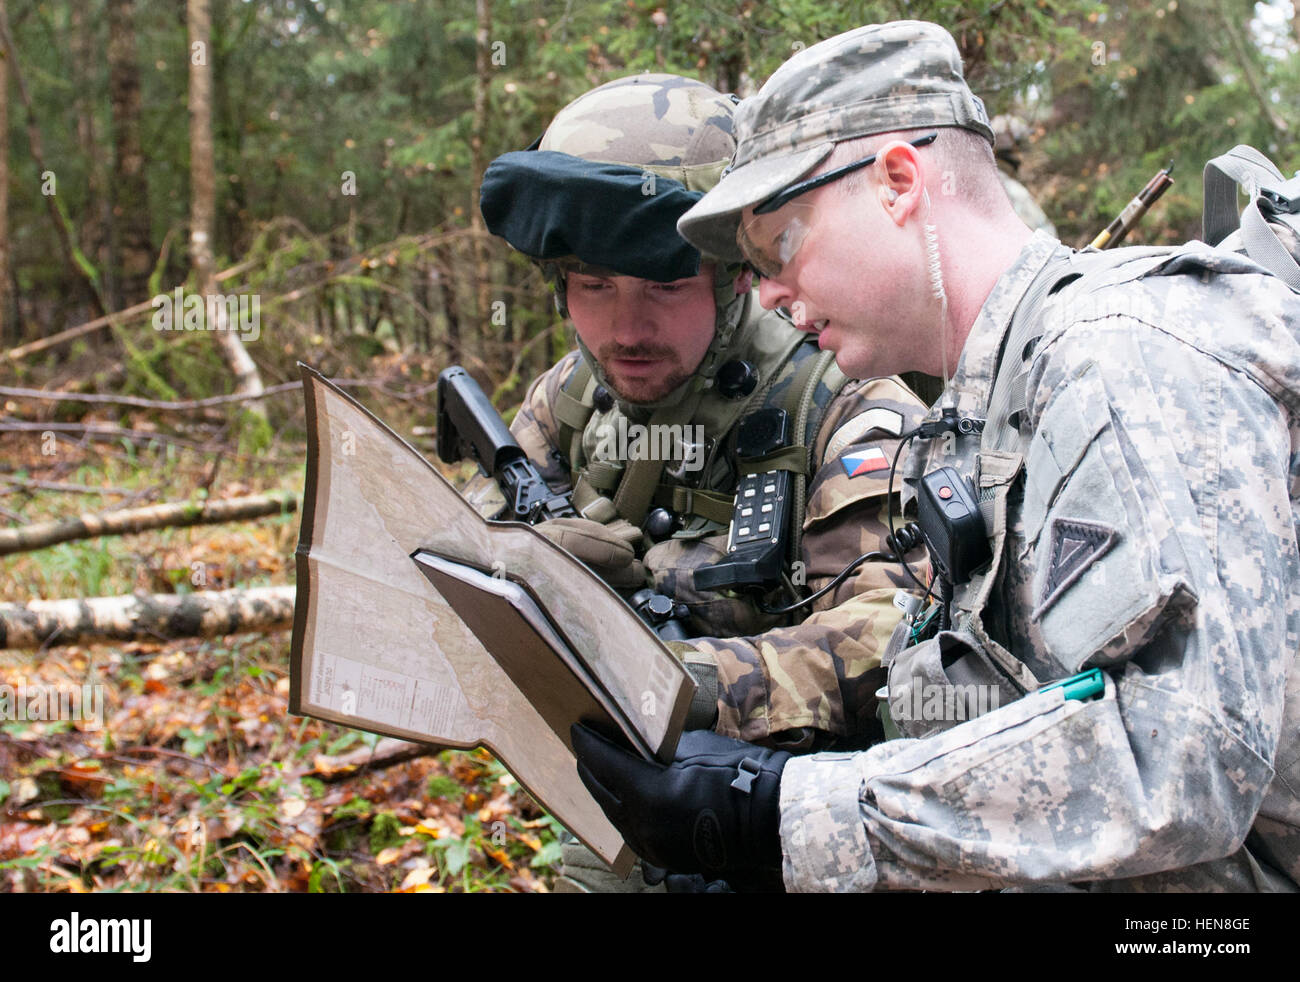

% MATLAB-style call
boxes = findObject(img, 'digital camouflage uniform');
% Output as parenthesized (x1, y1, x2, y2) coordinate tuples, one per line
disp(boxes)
(667, 21, 1300, 893)
(778, 230, 1300, 892)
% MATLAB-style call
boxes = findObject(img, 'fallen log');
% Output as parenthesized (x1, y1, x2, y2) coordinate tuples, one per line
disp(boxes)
(0, 491, 298, 556)
(0, 586, 295, 649)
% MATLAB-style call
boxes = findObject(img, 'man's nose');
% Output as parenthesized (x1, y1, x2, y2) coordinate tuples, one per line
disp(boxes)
(611, 294, 657, 343)
(757, 275, 793, 312)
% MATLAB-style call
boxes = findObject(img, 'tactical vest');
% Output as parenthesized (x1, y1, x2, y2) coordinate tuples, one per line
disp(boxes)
(883, 235, 1300, 741)
(549, 312, 848, 583)
(882, 143, 1300, 739)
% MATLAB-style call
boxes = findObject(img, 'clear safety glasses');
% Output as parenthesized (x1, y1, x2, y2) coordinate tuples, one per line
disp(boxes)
(738, 131, 939, 279)
(738, 204, 818, 279)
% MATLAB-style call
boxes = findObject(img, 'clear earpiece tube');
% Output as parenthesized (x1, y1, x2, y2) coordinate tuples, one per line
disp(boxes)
(921, 188, 952, 386)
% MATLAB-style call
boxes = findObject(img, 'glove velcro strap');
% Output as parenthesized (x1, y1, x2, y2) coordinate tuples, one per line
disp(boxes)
(572, 480, 618, 524)
(666, 641, 719, 729)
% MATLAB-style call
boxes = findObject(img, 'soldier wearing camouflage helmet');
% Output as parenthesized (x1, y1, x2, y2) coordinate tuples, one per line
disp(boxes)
(570, 23, 1300, 893)
(473, 73, 927, 891)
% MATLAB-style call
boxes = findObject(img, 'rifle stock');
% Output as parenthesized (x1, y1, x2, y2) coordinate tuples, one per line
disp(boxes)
(437, 366, 576, 524)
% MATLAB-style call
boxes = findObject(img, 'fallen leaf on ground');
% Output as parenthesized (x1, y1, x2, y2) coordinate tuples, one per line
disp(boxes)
(375, 846, 404, 866)
(399, 863, 436, 889)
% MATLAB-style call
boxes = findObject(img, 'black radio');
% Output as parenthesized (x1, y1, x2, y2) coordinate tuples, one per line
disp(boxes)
(916, 466, 991, 586)
(694, 408, 794, 592)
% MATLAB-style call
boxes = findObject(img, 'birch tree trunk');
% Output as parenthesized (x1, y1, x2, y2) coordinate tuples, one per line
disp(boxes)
(188, 0, 265, 414)
(0, 587, 296, 649)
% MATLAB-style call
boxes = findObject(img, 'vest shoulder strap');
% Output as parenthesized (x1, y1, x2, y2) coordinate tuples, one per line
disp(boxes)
(554, 336, 852, 530)
(764, 340, 851, 565)
(766, 340, 849, 452)
(983, 249, 1130, 457)
(552, 358, 597, 484)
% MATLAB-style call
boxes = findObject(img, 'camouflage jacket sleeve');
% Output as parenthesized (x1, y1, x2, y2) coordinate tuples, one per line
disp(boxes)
(690, 375, 928, 746)
(777, 302, 1297, 891)
(507, 351, 582, 490)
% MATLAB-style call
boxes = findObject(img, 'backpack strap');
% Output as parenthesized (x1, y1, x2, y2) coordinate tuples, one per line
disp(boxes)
(1203, 145, 1300, 291)
(1204, 145, 1286, 245)
(980, 247, 1152, 459)
(935, 250, 1090, 701)
(977, 245, 1178, 535)
(982, 247, 1079, 456)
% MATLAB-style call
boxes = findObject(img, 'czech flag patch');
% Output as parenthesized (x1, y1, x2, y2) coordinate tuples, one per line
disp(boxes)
(840, 447, 890, 477)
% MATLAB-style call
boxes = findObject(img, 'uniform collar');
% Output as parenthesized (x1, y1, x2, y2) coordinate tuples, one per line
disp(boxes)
(904, 230, 1066, 493)
(943, 230, 1066, 418)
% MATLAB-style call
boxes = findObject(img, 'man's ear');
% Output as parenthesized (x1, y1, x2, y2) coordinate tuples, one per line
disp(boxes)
(733, 268, 754, 295)
(875, 141, 925, 227)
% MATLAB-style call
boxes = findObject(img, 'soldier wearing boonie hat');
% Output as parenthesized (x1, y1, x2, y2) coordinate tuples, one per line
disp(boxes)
(571, 20, 1300, 894)
(677, 20, 992, 263)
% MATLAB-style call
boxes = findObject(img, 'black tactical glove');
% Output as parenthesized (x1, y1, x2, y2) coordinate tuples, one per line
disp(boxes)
(571, 724, 790, 887)
(641, 865, 734, 893)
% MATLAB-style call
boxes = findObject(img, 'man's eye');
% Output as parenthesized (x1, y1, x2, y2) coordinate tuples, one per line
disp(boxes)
(575, 280, 609, 292)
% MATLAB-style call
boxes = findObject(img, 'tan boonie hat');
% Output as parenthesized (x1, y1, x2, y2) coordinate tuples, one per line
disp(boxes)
(678, 20, 993, 262)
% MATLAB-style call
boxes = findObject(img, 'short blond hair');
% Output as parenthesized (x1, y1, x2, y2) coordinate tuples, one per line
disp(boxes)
(831, 126, 1008, 215)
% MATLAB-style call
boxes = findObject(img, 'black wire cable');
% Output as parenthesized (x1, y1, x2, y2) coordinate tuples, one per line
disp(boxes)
(936, 577, 953, 632)
(886, 427, 933, 595)
(765, 410, 991, 621)
(759, 423, 939, 617)
(758, 549, 894, 616)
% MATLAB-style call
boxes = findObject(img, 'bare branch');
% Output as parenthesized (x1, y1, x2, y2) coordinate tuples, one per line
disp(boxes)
(0, 381, 302, 409)
(3, 259, 256, 362)
(0, 475, 134, 496)
(0, 375, 431, 410)
(0, 490, 298, 556)
(0, 419, 300, 465)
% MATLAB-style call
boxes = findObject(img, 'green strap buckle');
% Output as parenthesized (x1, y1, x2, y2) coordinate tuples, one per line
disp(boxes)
(1040, 667, 1105, 702)
(876, 694, 904, 741)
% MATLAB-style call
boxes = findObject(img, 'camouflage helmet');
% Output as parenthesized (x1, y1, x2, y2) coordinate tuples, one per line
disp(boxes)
(539, 73, 737, 194)
(534, 74, 752, 410)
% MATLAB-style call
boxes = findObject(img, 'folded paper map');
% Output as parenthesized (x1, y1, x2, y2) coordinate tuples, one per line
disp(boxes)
(290, 365, 695, 874)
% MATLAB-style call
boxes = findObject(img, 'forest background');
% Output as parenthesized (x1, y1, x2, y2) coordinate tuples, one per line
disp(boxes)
(1, 0, 1296, 893)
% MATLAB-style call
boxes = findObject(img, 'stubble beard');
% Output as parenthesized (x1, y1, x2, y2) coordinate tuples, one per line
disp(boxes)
(597, 342, 690, 404)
